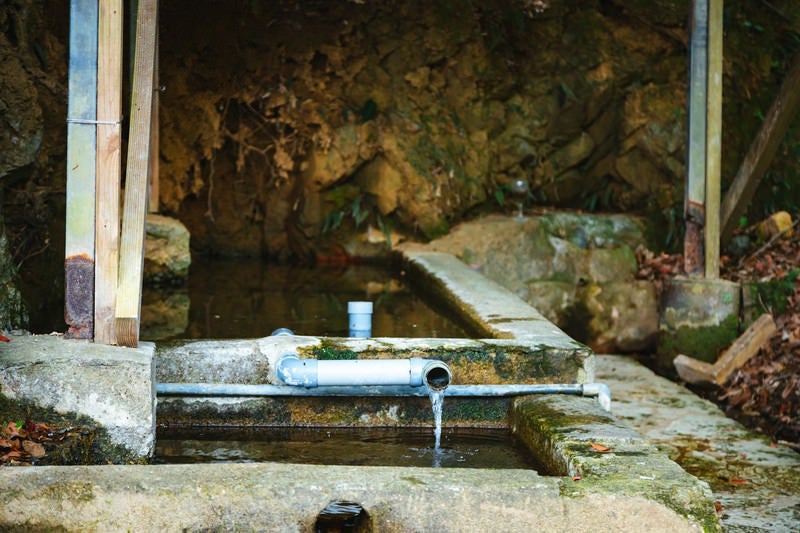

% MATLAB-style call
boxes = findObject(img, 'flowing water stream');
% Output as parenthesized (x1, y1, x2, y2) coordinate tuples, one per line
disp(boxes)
(429, 388, 445, 451)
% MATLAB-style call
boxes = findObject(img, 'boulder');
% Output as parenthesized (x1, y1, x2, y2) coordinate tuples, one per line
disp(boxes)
(144, 214, 191, 284)
(421, 213, 658, 352)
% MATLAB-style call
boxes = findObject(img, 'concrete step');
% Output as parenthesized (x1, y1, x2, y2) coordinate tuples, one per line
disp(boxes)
(596, 354, 800, 532)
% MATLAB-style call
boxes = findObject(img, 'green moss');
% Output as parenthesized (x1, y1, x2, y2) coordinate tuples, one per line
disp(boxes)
(306, 339, 358, 360)
(41, 482, 95, 502)
(745, 274, 798, 316)
(658, 313, 739, 365)
(421, 218, 451, 241)
(512, 397, 720, 531)
(444, 398, 509, 422)
(159, 397, 292, 427)
(0, 395, 146, 465)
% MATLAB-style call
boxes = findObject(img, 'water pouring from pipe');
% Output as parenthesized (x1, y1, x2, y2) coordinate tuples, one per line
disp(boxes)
(275, 354, 452, 449)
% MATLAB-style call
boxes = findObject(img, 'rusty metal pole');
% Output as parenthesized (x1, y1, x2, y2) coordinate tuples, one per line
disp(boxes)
(65, 0, 98, 339)
(684, 0, 708, 277)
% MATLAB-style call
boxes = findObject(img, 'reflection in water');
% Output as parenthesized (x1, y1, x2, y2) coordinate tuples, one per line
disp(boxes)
(142, 258, 470, 340)
(155, 426, 546, 471)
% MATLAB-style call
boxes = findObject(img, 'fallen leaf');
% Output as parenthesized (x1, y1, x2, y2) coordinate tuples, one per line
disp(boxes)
(714, 501, 723, 513)
(731, 478, 748, 483)
(589, 442, 611, 452)
(22, 440, 46, 458)
(3, 421, 24, 439)
(0, 450, 27, 461)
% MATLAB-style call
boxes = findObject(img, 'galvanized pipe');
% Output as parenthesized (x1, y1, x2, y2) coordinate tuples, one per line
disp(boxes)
(156, 382, 612, 411)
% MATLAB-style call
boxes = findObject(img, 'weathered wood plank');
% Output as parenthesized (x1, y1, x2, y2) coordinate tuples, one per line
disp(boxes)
(704, 0, 723, 279)
(673, 314, 776, 386)
(95, 0, 124, 345)
(674, 355, 716, 386)
(712, 313, 776, 386)
(115, 0, 158, 347)
(720, 51, 800, 243)
(149, 35, 160, 213)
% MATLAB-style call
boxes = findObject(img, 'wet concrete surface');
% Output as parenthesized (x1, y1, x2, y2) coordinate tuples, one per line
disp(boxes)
(597, 354, 800, 532)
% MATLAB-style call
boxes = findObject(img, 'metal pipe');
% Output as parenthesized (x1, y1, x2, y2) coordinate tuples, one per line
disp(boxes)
(156, 382, 612, 411)
(275, 355, 452, 391)
(684, 0, 709, 276)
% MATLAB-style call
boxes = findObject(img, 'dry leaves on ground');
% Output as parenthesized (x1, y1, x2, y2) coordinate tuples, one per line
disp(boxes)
(636, 215, 800, 447)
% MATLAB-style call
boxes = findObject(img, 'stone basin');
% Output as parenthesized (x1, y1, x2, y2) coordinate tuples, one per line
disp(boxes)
(0, 248, 719, 531)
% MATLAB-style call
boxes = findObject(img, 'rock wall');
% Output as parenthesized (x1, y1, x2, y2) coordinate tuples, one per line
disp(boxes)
(1, 1, 68, 331)
(158, 0, 800, 258)
(2, 0, 800, 328)
(161, 0, 694, 258)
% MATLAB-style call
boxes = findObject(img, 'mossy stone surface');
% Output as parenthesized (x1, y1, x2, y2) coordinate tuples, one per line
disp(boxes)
(658, 278, 741, 367)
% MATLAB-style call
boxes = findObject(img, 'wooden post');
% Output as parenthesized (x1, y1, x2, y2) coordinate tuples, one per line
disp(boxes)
(704, 0, 723, 279)
(684, 0, 708, 277)
(115, 0, 157, 347)
(149, 34, 160, 213)
(720, 51, 800, 244)
(65, 0, 98, 340)
(95, 0, 124, 345)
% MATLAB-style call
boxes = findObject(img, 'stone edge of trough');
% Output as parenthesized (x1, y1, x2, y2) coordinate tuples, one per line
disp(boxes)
(0, 247, 720, 531)
(395, 246, 595, 383)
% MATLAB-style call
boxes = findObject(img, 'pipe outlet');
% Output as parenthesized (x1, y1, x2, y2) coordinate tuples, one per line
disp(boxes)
(275, 354, 451, 390)
(582, 383, 612, 412)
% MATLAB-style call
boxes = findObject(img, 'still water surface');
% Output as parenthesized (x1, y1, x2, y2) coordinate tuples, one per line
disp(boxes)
(142, 258, 470, 340)
(155, 426, 545, 471)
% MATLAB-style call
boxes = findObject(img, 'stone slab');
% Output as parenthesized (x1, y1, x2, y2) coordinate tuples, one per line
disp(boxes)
(0, 462, 704, 532)
(0, 333, 155, 460)
(596, 354, 800, 532)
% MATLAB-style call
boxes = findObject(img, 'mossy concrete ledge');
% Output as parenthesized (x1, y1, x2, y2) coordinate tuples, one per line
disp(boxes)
(0, 334, 155, 461)
(395, 248, 594, 381)
(0, 394, 718, 532)
(155, 335, 592, 426)
(511, 395, 720, 531)
(0, 462, 709, 532)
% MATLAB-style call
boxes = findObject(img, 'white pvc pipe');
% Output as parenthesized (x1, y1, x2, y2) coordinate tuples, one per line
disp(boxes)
(348, 301, 373, 338)
(275, 355, 452, 390)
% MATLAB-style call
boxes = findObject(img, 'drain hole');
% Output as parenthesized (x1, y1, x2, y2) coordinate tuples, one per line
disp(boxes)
(315, 500, 371, 532)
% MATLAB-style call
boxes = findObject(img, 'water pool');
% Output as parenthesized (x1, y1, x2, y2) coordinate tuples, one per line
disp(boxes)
(142, 259, 471, 340)
(154, 426, 546, 471)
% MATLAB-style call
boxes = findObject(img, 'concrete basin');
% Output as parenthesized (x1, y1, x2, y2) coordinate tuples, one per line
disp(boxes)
(0, 249, 719, 531)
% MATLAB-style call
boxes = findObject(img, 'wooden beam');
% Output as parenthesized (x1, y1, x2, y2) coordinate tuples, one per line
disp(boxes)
(674, 314, 776, 386)
(684, 0, 709, 277)
(149, 34, 160, 213)
(704, 0, 723, 279)
(65, 0, 98, 340)
(720, 51, 800, 244)
(95, 0, 124, 345)
(115, 0, 157, 347)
